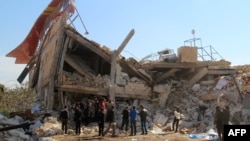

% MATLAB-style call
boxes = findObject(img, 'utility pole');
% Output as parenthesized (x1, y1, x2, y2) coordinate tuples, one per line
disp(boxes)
(192, 29, 196, 47)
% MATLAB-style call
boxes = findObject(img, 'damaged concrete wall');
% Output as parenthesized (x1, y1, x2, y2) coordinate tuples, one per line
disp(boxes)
(35, 16, 67, 110)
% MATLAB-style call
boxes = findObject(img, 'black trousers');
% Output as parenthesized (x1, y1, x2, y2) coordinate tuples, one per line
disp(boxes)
(98, 122, 104, 136)
(121, 119, 129, 131)
(172, 118, 179, 132)
(75, 120, 81, 135)
(61, 119, 68, 134)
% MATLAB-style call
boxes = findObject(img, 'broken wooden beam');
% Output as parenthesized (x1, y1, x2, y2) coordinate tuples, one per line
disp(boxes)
(0, 121, 35, 132)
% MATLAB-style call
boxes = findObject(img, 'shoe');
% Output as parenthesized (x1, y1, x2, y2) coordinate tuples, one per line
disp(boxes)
(141, 133, 144, 135)
(145, 132, 147, 135)
(129, 134, 133, 136)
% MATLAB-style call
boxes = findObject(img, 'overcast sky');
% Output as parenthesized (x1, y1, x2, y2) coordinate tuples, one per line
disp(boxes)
(1, 0, 250, 87)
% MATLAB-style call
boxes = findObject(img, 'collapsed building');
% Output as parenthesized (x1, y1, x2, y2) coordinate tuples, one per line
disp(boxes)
(5, 0, 238, 111)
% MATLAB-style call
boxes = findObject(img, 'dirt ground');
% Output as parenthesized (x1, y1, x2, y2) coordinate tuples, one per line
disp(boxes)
(42, 130, 208, 141)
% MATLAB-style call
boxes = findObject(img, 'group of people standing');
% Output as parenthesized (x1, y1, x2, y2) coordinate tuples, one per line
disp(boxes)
(59, 101, 183, 137)
(122, 105, 181, 135)
(59, 103, 85, 135)
(60, 101, 150, 137)
(59, 97, 116, 136)
(120, 105, 148, 136)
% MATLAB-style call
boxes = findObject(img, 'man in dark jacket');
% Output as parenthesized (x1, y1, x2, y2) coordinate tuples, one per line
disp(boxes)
(60, 105, 69, 134)
(139, 105, 148, 135)
(121, 106, 129, 131)
(97, 108, 105, 136)
(74, 105, 83, 135)
(103, 105, 115, 136)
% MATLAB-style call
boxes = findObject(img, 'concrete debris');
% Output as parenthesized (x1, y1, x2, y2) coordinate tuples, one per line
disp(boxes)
(1, 66, 250, 140)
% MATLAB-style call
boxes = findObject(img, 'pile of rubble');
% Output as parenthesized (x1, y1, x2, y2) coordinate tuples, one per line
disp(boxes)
(1, 66, 250, 141)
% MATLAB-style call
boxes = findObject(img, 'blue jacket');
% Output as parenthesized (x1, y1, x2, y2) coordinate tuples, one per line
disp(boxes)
(130, 109, 137, 121)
